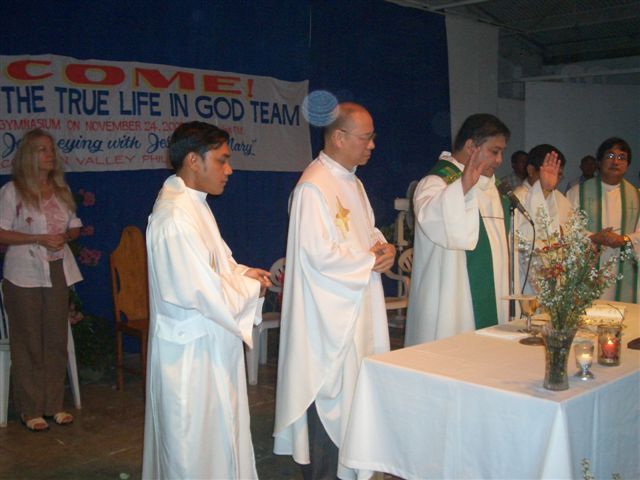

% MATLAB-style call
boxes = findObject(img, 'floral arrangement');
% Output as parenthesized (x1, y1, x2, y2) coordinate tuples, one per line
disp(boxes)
(519, 208, 631, 333)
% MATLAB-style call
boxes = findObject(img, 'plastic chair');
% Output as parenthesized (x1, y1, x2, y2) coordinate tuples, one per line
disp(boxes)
(384, 248, 413, 328)
(110, 226, 149, 391)
(0, 282, 10, 427)
(246, 257, 285, 386)
(0, 280, 81, 427)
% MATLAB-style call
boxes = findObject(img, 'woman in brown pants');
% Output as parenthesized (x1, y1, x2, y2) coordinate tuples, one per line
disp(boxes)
(0, 129, 83, 431)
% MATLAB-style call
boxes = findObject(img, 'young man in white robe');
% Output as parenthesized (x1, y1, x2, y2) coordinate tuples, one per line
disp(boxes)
(566, 137, 639, 302)
(142, 121, 271, 480)
(514, 144, 573, 294)
(273, 103, 396, 480)
(405, 114, 514, 346)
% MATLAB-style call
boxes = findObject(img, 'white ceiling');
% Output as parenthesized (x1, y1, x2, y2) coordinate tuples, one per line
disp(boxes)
(386, 0, 640, 87)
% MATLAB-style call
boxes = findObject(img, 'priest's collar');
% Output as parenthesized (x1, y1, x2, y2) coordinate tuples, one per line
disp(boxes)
(319, 151, 357, 177)
(186, 185, 208, 203)
(602, 181, 620, 193)
(167, 174, 208, 203)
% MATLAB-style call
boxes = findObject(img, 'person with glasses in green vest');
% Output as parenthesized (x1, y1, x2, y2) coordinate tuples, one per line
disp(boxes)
(566, 137, 639, 303)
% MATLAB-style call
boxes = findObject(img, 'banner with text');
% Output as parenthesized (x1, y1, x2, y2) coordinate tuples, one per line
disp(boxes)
(0, 54, 311, 173)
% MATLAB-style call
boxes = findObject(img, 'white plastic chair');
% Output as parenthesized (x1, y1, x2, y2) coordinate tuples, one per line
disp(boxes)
(246, 258, 285, 386)
(0, 281, 81, 427)
(384, 248, 413, 328)
(0, 284, 10, 427)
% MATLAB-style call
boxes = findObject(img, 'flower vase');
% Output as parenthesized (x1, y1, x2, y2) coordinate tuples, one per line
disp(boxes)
(541, 326, 577, 391)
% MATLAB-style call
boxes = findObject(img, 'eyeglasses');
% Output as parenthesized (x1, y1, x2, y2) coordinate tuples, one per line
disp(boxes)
(339, 129, 377, 143)
(604, 152, 628, 161)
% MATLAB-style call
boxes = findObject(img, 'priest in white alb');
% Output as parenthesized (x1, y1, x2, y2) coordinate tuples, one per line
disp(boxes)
(513, 144, 572, 294)
(142, 122, 271, 480)
(273, 103, 396, 480)
(405, 114, 515, 346)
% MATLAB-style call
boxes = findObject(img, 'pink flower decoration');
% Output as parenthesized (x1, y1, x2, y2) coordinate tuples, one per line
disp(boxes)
(79, 247, 102, 266)
(82, 191, 96, 207)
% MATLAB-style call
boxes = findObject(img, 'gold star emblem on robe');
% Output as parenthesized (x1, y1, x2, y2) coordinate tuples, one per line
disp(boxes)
(335, 196, 350, 237)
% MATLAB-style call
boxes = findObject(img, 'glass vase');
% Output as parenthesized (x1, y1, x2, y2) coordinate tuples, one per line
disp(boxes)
(541, 326, 577, 391)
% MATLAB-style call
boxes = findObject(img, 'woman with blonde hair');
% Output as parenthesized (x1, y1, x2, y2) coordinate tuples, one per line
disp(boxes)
(0, 129, 83, 431)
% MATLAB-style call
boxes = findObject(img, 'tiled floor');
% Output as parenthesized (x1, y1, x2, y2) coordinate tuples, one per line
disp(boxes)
(0, 326, 405, 479)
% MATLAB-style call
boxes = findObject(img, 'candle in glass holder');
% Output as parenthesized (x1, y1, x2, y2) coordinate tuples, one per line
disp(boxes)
(574, 341, 595, 380)
(597, 325, 622, 366)
(577, 351, 592, 367)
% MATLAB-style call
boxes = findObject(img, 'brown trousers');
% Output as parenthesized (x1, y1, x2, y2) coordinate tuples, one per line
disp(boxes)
(3, 260, 70, 417)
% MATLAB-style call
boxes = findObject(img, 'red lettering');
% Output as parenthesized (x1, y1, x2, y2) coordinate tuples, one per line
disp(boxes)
(6, 60, 53, 81)
(65, 64, 125, 86)
(202, 75, 242, 95)
(134, 68, 195, 91)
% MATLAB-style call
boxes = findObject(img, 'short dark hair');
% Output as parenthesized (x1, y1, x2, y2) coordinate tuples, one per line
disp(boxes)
(168, 121, 230, 171)
(511, 150, 527, 163)
(596, 137, 632, 164)
(453, 114, 510, 152)
(527, 144, 566, 169)
(580, 155, 596, 166)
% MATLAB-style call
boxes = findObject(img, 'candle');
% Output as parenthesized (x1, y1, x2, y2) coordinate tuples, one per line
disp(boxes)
(602, 339, 618, 358)
(577, 352, 592, 367)
(597, 325, 622, 366)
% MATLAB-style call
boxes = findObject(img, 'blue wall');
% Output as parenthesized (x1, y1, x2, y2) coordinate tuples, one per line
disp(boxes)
(0, 0, 450, 324)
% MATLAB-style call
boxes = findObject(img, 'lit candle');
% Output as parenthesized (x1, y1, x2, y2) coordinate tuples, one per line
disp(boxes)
(577, 352, 592, 367)
(601, 339, 618, 359)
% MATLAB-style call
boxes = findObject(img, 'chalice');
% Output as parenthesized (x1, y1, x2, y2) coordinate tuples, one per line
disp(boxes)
(517, 295, 543, 346)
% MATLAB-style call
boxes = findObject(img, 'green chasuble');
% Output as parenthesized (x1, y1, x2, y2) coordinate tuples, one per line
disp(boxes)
(429, 160, 510, 329)
(579, 178, 639, 303)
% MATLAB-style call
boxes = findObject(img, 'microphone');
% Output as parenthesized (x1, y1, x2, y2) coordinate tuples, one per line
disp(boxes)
(497, 182, 534, 225)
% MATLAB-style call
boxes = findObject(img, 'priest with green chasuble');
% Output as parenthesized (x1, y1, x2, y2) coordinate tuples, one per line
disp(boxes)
(405, 114, 515, 346)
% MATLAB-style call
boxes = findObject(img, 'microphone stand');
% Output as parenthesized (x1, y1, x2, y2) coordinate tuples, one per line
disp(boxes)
(509, 204, 516, 320)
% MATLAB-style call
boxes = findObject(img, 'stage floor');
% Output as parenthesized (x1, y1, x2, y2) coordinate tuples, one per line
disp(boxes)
(0, 326, 405, 479)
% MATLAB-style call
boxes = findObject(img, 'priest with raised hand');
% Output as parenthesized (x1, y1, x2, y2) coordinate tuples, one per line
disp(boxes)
(142, 121, 271, 480)
(405, 113, 515, 346)
(513, 144, 572, 294)
(566, 137, 639, 302)
(273, 102, 395, 480)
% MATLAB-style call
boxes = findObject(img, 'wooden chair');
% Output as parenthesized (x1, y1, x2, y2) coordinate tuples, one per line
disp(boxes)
(384, 248, 414, 328)
(110, 226, 149, 391)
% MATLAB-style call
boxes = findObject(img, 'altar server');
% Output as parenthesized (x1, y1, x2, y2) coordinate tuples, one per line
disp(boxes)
(142, 121, 270, 480)
(405, 114, 513, 346)
(566, 137, 639, 302)
(274, 103, 395, 479)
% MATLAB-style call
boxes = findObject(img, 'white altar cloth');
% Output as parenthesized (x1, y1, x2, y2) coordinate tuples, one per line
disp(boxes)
(341, 302, 639, 479)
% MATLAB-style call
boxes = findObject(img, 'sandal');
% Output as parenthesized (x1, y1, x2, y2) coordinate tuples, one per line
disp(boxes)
(20, 414, 49, 432)
(52, 411, 74, 425)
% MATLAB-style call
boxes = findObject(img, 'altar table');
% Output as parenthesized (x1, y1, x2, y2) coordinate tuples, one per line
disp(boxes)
(340, 302, 639, 479)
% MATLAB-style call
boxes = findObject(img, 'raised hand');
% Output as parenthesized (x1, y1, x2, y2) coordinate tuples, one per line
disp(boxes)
(461, 145, 483, 194)
(539, 151, 561, 192)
